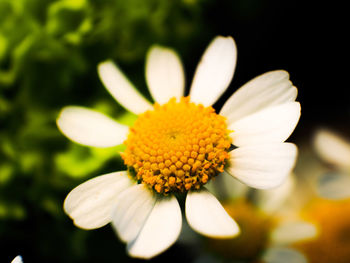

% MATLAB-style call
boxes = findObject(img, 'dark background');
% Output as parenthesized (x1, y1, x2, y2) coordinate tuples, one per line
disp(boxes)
(205, 0, 348, 133)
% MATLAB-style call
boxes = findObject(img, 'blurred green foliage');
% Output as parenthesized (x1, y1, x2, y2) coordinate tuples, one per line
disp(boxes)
(0, 0, 211, 261)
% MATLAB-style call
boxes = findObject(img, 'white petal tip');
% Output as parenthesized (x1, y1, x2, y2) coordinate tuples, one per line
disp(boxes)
(97, 60, 117, 80)
(220, 69, 297, 123)
(57, 106, 128, 148)
(186, 188, 240, 238)
(11, 256, 23, 263)
(64, 171, 132, 230)
(208, 223, 240, 239)
(97, 59, 152, 114)
(97, 60, 113, 70)
(228, 143, 298, 189)
(111, 184, 157, 243)
(228, 102, 301, 146)
(125, 196, 182, 259)
(190, 35, 237, 106)
(146, 45, 185, 104)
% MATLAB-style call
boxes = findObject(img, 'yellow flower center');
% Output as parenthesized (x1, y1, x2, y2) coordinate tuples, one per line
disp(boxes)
(122, 97, 231, 194)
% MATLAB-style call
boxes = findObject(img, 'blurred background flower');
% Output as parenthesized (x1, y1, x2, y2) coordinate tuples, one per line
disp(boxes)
(188, 126, 350, 263)
(0, 0, 348, 262)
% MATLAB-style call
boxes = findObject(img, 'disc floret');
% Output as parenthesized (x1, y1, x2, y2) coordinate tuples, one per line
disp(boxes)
(122, 97, 231, 194)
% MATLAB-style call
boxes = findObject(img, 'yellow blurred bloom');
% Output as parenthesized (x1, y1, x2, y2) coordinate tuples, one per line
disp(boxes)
(293, 198, 350, 263)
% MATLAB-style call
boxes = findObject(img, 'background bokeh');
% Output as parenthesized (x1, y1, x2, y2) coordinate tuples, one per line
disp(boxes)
(0, 0, 348, 262)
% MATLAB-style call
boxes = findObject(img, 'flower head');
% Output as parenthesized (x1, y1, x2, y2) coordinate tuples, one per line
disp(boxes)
(123, 97, 231, 194)
(57, 35, 301, 258)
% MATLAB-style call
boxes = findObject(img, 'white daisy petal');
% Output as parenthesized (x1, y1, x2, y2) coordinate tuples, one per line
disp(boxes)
(98, 60, 153, 114)
(11, 256, 23, 263)
(127, 195, 182, 259)
(57, 106, 129, 148)
(146, 45, 185, 104)
(226, 143, 298, 189)
(271, 221, 318, 245)
(112, 184, 157, 243)
(313, 129, 350, 169)
(229, 102, 301, 146)
(189, 36, 237, 106)
(64, 171, 133, 230)
(317, 172, 350, 200)
(220, 70, 297, 124)
(263, 247, 307, 263)
(185, 188, 240, 238)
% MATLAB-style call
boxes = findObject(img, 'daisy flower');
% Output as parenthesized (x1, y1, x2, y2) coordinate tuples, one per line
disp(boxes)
(57, 35, 301, 259)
